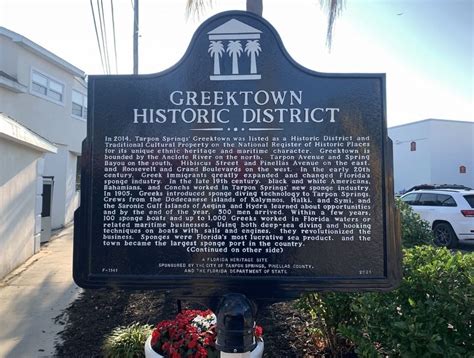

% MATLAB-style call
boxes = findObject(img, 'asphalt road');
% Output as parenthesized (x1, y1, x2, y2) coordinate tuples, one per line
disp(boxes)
(458, 241, 474, 252)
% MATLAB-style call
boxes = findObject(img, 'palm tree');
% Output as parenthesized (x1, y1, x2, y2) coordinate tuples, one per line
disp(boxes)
(245, 40, 262, 74)
(320, 0, 344, 48)
(186, 0, 344, 49)
(227, 41, 243, 74)
(208, 41, 225, 75)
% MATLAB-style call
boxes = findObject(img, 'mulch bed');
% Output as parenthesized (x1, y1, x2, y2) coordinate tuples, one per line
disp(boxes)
(55, 289, 333, 357)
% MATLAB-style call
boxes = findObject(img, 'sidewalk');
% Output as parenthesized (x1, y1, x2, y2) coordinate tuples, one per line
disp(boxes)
(0, 224, 82, 358)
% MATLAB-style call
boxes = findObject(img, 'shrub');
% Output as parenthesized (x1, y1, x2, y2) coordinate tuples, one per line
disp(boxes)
(396, 199, 434, 248)
(102, 322, 153, 358)
(297, 292, 359, 355)
(341, 246, 474, 357)
(297, 200, 433, 356)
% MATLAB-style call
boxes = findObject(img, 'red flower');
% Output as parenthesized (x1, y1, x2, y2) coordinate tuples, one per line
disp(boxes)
(198, 346, 208, 355)
(150, 309, 262, 357)
(170, 351, 181, 358)
(162, 342, 171, 352)
(151, 329, 160, 346)
(188, 337, 198, 349)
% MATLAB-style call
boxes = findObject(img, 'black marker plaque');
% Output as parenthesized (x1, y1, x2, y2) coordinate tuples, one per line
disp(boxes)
(74, 11, 401, 299)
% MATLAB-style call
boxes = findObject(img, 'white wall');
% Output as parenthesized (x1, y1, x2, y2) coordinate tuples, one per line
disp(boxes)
(389, 121, 432, 193)
(429, 121, 474, 187)
(0, 32, 86, 153)
(34, 158, 45, 251)
(43, 145, 67, 229)
(65, 151, 79, 224)
(0, 139, 43, 279)
(0, 30, 86, 230)
(389, 120, 474, 193)
(42, 147, 80, 229)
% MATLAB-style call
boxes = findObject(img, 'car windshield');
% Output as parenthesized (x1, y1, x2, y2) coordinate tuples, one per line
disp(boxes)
(464, 195, 474, 208)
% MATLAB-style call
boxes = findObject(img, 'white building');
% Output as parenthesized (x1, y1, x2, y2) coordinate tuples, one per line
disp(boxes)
(388, 119, 474, 194)
(0, 27, 87, 237)
(0, 113, 57, 279)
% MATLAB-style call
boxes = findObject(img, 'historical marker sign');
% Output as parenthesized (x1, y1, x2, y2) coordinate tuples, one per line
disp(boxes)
(74, 11, 401, 299)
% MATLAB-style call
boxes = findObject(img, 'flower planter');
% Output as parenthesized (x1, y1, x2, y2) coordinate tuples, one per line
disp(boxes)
(145, 336, 164, 358)
(250, 340, 264, 358)
(144, 336, 264, 358)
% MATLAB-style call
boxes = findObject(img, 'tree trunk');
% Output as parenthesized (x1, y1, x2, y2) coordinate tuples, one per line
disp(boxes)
(246, 0, 263, 16)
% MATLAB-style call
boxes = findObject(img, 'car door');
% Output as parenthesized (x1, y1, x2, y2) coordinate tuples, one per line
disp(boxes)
(415, 193, 439, 225)
(401, 192, 424, 217)
(435, 193, 458, 226)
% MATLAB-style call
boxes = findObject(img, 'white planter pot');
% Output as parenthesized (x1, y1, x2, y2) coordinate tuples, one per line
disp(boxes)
(145, 336, 164, 358)
(144, 336, 264, 358)
(251, 340, 265, 358)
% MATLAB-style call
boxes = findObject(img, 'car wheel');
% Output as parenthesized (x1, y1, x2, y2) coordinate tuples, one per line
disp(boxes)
(433, 222, 458, 248)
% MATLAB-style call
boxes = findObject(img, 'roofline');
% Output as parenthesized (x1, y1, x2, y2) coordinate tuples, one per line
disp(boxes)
(0, 27, 85, 78)
(0, 113, 57, 153)
(389, 118, 474, 130)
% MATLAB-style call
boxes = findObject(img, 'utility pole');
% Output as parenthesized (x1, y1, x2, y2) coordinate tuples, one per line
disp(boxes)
(133, 0, 139, 74)
(246, 0, 263, 16)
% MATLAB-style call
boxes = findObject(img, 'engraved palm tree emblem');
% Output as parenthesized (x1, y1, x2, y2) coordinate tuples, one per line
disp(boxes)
(245, 40, 261, 74)
(208, 19, 262, 81)
(208, 41, 225, 75)
(227, 40, 243, 75)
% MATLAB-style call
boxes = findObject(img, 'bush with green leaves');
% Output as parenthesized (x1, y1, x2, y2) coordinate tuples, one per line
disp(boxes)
(396, 199, 434, 248)
(299, 202, 471, 356)
(395, 199, 433, 248)
(340, 246, 473, 357)
(102, 322, 153, 358)
(298, 200, 433, 329)
(298, 292, 359, 355)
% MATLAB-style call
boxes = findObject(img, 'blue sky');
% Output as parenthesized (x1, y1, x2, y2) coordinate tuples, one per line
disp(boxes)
(1, 0, 472, 126)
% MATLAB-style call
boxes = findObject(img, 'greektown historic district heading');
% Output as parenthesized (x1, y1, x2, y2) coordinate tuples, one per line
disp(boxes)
(132, 90, 340, 125)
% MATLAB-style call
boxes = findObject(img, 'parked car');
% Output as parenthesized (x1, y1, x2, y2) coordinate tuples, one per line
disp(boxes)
(400, 186, 474, 248)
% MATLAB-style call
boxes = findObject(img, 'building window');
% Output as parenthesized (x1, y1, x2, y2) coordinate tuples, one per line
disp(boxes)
(31, 69, 64, 104)
(460, 165, 466, 174)
(410, 141, 416, 151)
(72, 90, 87, 119)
